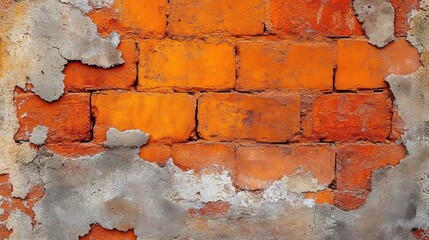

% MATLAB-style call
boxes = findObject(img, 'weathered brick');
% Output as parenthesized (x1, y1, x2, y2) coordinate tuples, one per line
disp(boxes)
(237, 42, 335, 91)
(198, 93, 300, 142)
(138, 40, 235, 91)
(168, 0, 264, 36)
(334, 190, 368, 211)
(92, 92, 196, 143)
(64, 40, 137, 92)
(390, 108, 406, 141)
(336, 143, 406, 191)
(15, 92, 91, 143)
(80, 224, 136, 240)
(312, 93, 392, 142)
(189, 201, 230, 216)
(336, 39, 421, 90)
(46, 143, 104, 158)
(88, 0, 166, 38)
(270, 0, 362, 37)
(305, 189, 334, 205)
(235, 144, 335, 190)
(391, 0, 418, 36)
(172, 143, 235, 174)
(139, 144, 172, 166)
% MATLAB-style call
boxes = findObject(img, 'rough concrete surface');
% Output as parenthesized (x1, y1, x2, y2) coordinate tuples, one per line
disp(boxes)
(353, 0, 395, 47)
(1, 0, 429, 239)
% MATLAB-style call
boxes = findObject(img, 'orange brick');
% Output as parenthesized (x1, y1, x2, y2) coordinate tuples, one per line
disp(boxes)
(139, 144, 172, 166)
(336, 143, 406, 191)
(172, 143, 235, 174)
(168, 0, 264, 36)
(46, 143, 105, 158)
(391, 0, 418, 36)
(88, 0, 166, 38)
(235, 144, 335, 190)
(305, 189, 334, 205)
(80, 224, 136, 240)
(138, 40, 235, 91)
(336, 39, 421, 90)
(334, 190, 369, 211)
(312, 93, 392, 142)
(270, 0, 362, 37)
(237, 41, 335, 91)
(198, 93, 300, 143)
(92, 92, 196, 143)
(64, 40, 137, 92)
(15, 93, 91, 143)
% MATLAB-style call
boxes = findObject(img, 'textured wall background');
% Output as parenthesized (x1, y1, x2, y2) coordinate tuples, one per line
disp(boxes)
(1, 0, 429, 239)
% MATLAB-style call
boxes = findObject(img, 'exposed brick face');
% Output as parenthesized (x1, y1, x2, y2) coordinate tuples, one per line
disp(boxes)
(168, 0, 264, 36)
(138, 40, 235, 91)
(13, 0, 415, 221)
(172, 143, 235, 174)
(15, 92, 91, 143)
(336, 39, 421, 90)
(312, 93, 392, 142)
(64, 39, 138, 92)
(270, 0, 362, 37)
(235, 144, 335, 190)
(237, 42, 335, 91)
(88, 0, 166, 38)
(198, 93, 301, 143)
(92, 92, 196, 143)
(334, 143, 406, 210)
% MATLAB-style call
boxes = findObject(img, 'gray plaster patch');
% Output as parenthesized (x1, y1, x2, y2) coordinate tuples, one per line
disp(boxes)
(104, 128, 149, 148)
(353, 0, 395, 47)
(21, 0, 123, 102)
(29, 125, 48, 146)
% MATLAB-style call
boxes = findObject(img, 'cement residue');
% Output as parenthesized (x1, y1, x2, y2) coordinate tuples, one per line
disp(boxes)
(29, 125, 48, 146)
(104, 128, 149, 148)
(353, 0, 395, 47)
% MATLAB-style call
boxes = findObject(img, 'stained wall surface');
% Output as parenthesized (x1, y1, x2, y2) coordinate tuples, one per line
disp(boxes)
(1, 0, 429, 239)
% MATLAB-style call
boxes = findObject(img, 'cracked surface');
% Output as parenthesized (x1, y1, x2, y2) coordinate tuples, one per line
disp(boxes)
(1, 0, 429, 238)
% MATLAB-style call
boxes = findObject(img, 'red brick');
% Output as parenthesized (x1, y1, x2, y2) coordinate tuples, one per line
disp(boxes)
(88, 0, 166, 38)
(235, 144, 335, 190)
(138, 40, 235, 91)
(270, 0, 362, 37)
(390, 108, 406, 141)
(46, 143, 105, 158)
(172, 143, 235, 174)
(312, 93, 392, 142)
(139, 144, 172, 166)
(391, 0, 419, 36)
(92, 92, 196, 143)
(189, 201, 230, 216)
(80, 224, 136, 240)
(237, 41, 335, 91)
(198, 93, 300, 143)
(168, 0, 264, 36)
(334, 190, 369, 211)
(64, 40, 137, 92)
(412, 228, 429, 240)
(336, 39, 421, 90)
(15, 93, 91, 143)
(336, 143, 406, 191)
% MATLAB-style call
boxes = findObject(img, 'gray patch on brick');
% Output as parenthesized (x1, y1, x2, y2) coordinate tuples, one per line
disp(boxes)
(23, 0, 123, 102)
(353, 0, 395, 48)
(29, 125, 48, 146)
(104, 128, 149, 148)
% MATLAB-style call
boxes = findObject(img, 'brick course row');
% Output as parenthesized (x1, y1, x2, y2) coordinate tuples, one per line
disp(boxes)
(63, 39, 420, 93)
(86, 0, 418, 38)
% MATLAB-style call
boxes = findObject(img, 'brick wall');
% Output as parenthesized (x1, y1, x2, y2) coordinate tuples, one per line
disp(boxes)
(7, 0, 422, 238)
